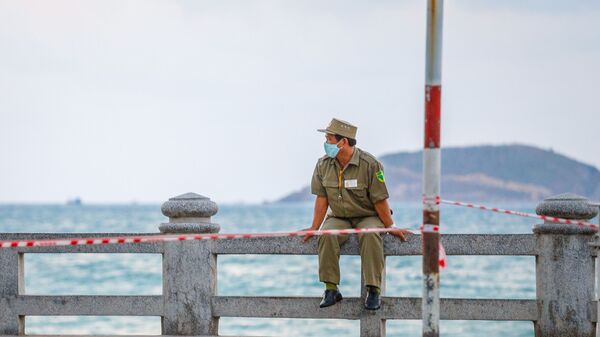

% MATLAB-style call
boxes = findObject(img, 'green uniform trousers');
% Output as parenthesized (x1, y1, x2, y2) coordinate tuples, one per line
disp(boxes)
(318, 215, 384, 288)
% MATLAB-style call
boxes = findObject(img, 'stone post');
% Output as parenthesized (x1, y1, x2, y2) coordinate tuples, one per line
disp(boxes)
(590, 201, 600, 337)
(533, 193, 598, 337)
(360, 259, 386, 337)
(0, 249, 24, 334)
(160, 193, 220, 335)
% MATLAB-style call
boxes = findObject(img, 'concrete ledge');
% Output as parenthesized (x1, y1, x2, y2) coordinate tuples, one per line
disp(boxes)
(213, 234, 537, 256)
(0, 233, 163, 240)
(384, 297, 539, 321)
(439, 234, 536, 256)
(8, 295, 163, 316)
(212, 296, 539, 321)
(0, 234, 164, 254)
(0, 233, 537, 256)
(11, 245, 162, 254)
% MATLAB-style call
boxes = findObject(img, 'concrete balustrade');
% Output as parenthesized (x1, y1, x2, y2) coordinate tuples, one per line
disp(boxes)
(0, 192, 598, 337)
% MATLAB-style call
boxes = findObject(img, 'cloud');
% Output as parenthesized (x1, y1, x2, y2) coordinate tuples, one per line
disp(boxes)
(0, 0, 598, 203)
(457, 0, 600, 13)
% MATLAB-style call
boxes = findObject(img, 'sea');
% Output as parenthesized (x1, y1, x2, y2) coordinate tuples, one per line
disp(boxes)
(1, 201, 596, 336)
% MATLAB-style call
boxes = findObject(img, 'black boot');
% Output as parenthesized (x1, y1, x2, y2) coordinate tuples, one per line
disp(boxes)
(319, 289, 343, 308)
(364, 288, 381, 310)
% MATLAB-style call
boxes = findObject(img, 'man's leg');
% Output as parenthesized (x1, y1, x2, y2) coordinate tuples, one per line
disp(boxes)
(318, 216, 352, 286)
(354, 216, 385, 289)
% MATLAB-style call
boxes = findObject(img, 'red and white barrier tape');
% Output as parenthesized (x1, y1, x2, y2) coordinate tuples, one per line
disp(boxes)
(440, 199, 598, 230)
(438, 243, 447, 269)
(0, 227, 413, 249)
(418, 224, 446, 269)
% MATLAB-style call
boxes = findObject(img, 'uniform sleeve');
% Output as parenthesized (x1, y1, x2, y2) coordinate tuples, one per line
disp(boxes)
(311, 161, 327, 197)
(368, 161, 389, 204)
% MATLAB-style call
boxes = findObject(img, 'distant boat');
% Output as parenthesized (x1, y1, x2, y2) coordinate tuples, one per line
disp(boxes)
(66, 197, 83, 205)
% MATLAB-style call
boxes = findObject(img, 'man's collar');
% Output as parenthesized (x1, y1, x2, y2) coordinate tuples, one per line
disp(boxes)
(328, 147, 360, 168)
(348, 147, 360, 166)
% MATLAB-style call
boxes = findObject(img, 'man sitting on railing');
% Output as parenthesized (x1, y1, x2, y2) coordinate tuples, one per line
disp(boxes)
(301, 118, 411, 311)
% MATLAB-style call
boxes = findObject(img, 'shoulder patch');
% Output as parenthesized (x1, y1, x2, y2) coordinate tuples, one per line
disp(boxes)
(376, 170, 385, 183)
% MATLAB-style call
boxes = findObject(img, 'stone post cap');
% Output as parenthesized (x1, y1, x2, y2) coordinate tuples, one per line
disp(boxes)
(161, 192, 218, 218)
(159, 192, 220, 234)
(533, 193, 598, 235)
(536, 193, 598, 220)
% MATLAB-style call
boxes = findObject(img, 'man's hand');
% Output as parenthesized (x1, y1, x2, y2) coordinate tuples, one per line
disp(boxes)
(300, 227, 317, 243)
(303, 196, 328, 243)
(387, 227, 413, 242)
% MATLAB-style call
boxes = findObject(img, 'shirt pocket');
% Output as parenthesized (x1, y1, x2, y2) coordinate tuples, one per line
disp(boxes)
(345, 185, 371, 208)
(322, 179, 340, 200)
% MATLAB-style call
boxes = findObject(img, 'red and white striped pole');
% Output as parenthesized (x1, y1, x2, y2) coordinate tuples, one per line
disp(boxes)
(422, 0, 443, 336)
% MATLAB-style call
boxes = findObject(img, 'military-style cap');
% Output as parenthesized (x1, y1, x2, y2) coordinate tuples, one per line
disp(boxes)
(317, 118, 357, 139)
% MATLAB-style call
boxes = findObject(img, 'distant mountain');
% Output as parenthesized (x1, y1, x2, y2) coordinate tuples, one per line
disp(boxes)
(276, 144, 600, 203)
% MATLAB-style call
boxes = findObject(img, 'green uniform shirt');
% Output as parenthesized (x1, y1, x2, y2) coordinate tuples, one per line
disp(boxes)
(311, 147, 389, 218)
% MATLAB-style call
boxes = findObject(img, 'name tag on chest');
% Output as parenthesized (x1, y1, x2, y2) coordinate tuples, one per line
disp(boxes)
(344, 179, 358, 188)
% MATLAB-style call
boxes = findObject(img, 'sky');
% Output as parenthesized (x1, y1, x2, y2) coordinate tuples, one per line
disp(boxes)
(0, 0, 599, 204)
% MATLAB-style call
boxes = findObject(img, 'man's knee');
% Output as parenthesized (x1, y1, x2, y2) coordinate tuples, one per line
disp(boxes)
(318, 235, 337, 249)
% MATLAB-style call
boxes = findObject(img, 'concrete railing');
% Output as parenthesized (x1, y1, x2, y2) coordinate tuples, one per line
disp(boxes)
(1, 192, 599, 337)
